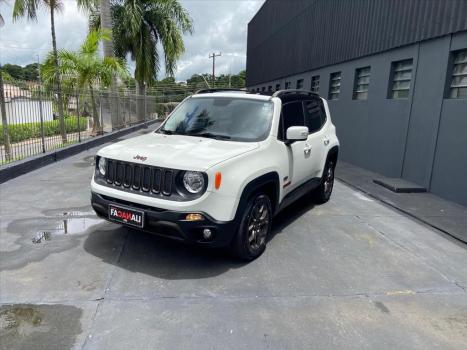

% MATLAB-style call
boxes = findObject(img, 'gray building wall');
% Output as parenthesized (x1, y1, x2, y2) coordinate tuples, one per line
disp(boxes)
(248, 32, 467, 207)
(247, 0, 467, 87)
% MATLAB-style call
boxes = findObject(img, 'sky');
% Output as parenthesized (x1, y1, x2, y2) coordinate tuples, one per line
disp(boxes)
(0, 0, 265, 81)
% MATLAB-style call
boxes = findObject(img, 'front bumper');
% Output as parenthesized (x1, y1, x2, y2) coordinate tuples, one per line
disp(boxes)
(91, 192, 237, 247)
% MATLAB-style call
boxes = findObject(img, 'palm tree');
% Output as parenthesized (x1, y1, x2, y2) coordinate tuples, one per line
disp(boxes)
(41, 30, 129, 133)
(0, 0, 6, 27)
(13, 0, 67, 143)
(88, 0, 193, 120)
(78, 0, 118, 126)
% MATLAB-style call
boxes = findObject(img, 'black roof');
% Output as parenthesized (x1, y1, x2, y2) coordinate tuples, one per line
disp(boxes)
(196, 88, 321, 101)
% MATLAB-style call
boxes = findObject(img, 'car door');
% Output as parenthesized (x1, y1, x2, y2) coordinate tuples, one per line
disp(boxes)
(280, 101, 314, 193)
(303, 98, 328, 178)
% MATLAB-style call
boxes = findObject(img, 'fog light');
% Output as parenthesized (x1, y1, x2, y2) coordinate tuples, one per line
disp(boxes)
(202, 228, 212, 239)
(185, 213, 204, 221)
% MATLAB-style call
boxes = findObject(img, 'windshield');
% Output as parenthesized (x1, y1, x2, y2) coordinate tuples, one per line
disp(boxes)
(159, 97, 274, 142)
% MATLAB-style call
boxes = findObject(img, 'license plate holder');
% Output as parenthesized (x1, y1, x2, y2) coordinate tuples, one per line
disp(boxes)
(108, 204, 144, 228)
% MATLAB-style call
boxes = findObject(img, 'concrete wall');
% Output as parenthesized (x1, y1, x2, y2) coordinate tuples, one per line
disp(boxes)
(1, 99, 54, 125)
(248, 33, 467, 206)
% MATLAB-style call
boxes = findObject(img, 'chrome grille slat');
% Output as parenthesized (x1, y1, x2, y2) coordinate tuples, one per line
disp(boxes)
(115, 162, 123, 186)
(123, 164, 132, 187)
(151, 168, 162, 194)
(132, 165, 141, 190)
(142, 167, 151, 192)
(162, 170, 173, 196)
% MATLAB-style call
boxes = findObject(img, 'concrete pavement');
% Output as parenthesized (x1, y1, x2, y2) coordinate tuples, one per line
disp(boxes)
(1, 126, 467, 349)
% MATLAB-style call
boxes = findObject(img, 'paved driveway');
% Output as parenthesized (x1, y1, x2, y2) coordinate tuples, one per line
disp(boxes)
(1, 127, 467, 350)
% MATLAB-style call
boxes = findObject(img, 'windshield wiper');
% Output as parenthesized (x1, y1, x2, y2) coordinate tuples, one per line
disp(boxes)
(158, 129, 176, 135)
(190, 132, 231, 140)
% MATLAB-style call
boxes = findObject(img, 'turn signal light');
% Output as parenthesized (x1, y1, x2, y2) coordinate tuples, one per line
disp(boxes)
(215, 172, 222, 190)
(185, 213, 204, 221)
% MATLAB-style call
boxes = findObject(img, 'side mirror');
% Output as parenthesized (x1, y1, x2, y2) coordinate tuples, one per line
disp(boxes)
(286, 126, 309, 144)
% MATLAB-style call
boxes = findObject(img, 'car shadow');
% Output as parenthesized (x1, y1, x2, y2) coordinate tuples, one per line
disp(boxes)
(83, 194, 316, 280)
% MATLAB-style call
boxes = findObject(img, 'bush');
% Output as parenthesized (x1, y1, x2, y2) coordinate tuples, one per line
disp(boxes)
(0, 116, 88, 144)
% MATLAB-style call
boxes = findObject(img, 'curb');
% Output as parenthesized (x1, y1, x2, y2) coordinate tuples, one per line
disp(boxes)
(336, 175, 467, 245)
(0, 120, 160, 184)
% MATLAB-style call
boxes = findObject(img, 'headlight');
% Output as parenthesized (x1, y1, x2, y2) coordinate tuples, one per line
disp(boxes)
(183, 171, 205, 194)
(98, 157, 106, 176)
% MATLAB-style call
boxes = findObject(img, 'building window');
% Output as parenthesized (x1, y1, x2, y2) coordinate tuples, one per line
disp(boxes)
(296, 79, 304, 89)
(311, 75, 320, 93)
(275, 83, 281, 91)
(329, 72, 341, 100)
(389, 59, 413, 99)
(285, 81, 291, 89)
(261, 86, 266, 92)
(353, 66, 371, 100)
(268, 86, 272, 92)
(256, 88, 259, 92)
(448, 49, 467, 99)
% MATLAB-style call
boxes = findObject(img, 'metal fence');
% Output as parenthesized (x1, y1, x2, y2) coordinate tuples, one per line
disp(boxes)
(0, 82, 189, 165)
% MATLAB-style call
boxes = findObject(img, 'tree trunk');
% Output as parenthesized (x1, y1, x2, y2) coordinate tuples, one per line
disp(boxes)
(0, 66, 12, 161)
(136, 80, 146, 122)
(100, 0, 119, 129)
(50, 6, 67, 143)
(89, 85, 101, 134)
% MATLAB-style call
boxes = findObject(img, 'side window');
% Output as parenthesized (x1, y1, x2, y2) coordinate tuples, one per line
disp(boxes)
(303, 99, 323, 133)
(278, 101, 305, 140)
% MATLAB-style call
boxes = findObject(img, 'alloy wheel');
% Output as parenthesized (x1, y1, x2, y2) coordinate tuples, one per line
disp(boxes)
(246, 199, 270, 251)
(323, 162, 335, 197)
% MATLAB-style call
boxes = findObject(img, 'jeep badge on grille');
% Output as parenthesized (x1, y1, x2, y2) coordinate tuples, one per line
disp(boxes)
(133, 155, 147, 161)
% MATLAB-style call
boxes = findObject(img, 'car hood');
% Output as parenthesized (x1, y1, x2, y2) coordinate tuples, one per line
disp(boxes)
(98, 132, 259, 171)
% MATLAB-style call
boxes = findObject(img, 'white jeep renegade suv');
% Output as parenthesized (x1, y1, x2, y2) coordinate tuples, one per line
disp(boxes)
(91, 89, 339, 260)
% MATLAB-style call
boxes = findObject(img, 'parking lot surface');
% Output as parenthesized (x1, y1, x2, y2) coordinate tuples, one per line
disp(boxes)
(1, 127, 467, 350)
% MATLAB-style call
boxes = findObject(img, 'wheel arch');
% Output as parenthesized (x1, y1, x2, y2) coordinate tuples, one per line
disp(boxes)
(326, 146, 339, 166)
(234, 172, 280, 221)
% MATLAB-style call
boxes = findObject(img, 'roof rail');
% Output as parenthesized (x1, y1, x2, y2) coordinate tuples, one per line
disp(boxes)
(272, 89, 319, 98)
(195, 88, 247, 94)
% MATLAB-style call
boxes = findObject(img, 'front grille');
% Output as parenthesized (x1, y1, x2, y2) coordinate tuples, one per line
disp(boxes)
(105, 159, 175, 196)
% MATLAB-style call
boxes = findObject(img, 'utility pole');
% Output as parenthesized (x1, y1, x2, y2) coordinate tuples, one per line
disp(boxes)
(209, 52, 221, 87)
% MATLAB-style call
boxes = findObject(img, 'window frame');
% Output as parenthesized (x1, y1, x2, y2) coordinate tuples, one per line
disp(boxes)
(388, 58, 413, 99)
(296, 79, 304, 89)
(353, 66, 371, 100)
(446, 49, 467, 99)
(311, 75, 320, 93)
(328, 72, 342, 100)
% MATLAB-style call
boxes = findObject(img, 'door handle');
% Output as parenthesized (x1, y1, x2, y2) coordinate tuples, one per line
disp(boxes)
(324, 138, 330, 146)
(304, 145, 311, 155)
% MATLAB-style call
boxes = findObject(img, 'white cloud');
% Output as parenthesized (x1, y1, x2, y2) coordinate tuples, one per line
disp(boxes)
(0, 0, 264, 81)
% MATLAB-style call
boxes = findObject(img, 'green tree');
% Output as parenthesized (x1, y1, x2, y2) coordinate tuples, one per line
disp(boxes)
(88, 0, 193, 120)
(23, 63, 40, 81)
(13, 0, 67, 142)
(2, 64, 23, 80)
(186, 74, 212, 91)
(41, 30, 129, 133)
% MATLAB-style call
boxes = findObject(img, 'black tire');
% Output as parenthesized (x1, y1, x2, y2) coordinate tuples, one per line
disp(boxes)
(312, 160, 335, 204)
(231, 194, 272, 261)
